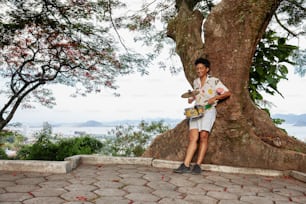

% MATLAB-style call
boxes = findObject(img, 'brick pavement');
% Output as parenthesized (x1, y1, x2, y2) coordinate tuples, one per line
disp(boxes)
(0, 163, 306, 204)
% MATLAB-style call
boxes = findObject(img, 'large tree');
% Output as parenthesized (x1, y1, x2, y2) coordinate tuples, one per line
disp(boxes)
(143, 0, 306, 173)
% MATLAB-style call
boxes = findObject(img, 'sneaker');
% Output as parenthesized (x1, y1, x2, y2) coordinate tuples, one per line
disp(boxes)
(192, 164, 202, 175)
(173, 163, 191, 173)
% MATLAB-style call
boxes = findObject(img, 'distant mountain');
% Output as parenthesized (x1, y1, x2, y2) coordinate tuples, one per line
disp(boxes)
(272, 114, 306, 126)
(78, 120, 104, 127)
(76, 118, 181, 127)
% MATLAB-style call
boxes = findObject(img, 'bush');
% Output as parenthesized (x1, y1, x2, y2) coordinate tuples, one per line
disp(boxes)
(0, 129, 26, 151)
(15, 145, 32, 160)
(55, 136, 103, 161)
(16, 134, 58, 160)
(16, 120, 169, 160)
(101, 120, 170, 157)
(16, 122, 103, 161)
(28, 139, 58, 160)
(17, 136, 103, 161)
(0, 148, 8, 160)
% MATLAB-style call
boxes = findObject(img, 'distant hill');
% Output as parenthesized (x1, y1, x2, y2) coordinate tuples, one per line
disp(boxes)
(20, 118, 181, 128)
(78, 120, 104, 127)
(272, 114, 306, 126)
(58, 118, 181, 128)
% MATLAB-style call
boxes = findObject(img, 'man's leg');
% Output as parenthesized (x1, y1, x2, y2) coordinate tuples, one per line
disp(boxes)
(196, 131, 209, 165)
(173, 129, 199, 173)
(183, 129, 199, 167)
(189, 131, 209, 174)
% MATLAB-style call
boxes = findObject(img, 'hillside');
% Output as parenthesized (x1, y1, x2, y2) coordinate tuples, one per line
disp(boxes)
(78, 120, 104, 127)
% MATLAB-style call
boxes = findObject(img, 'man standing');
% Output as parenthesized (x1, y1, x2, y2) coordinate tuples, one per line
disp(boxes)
(174, 57, 231, 174)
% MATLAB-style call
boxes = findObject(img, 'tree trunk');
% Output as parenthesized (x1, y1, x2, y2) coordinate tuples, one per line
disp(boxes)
(143, 0, 306, 173)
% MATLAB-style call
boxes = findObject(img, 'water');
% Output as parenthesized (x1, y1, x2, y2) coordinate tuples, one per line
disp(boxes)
(24, 126, 113, 137)
(278, 123, 306, 142)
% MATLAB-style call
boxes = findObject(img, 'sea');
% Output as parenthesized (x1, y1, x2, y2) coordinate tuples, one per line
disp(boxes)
(13, 122, 306, 143)
(277, 123, 306, 142)
(14, 125, 115, 143)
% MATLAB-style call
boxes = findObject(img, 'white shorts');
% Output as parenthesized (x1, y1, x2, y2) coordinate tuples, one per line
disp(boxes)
(189, 108, 216, 132)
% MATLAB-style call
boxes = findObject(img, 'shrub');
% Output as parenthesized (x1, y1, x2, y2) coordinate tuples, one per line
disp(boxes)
(16, 135, 58, 160)
(16, 120, 169, 160)
(28, 139, 58, 160)
(15, 145, 32, 160)
(0, 129, 26, 151)
(16, 122, 103, 161)
(55, 136, 103, 161)
(102, 120, 170, 157)
(0, 148, 8, 160)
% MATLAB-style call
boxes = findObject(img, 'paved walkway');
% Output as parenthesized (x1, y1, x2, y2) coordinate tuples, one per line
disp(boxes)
(0, 162, 306, 204)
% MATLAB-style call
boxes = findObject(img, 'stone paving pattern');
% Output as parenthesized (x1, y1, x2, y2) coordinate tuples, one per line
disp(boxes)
(0, 164, 305, 204)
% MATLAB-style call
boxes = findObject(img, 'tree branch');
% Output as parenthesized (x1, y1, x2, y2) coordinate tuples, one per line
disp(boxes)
(274, 13, 298, 37)
(107, 0, 128, 52)
(0, 81, 42, 130)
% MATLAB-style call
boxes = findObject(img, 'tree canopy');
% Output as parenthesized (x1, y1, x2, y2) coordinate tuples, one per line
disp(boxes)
(0, 0, 153, 129)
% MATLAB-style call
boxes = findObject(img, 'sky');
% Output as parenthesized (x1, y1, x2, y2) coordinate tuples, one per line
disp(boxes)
(261, 69, 306, 115)
(8, 64, 306, 124)
(9, 67, 191, 124)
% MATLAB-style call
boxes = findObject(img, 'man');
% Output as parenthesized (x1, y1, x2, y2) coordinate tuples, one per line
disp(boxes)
(174, 57, 231, 174)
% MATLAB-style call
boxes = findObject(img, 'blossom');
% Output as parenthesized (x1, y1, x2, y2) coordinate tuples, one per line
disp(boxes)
(216, 88, 224, 95)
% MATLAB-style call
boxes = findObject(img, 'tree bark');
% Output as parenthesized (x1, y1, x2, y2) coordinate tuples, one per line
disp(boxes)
(143, 0, 306, 173)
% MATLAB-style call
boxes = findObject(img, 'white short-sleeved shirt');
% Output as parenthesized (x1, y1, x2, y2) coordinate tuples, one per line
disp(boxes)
(189, 75, 229, 132)
(193, 75, 229, 107)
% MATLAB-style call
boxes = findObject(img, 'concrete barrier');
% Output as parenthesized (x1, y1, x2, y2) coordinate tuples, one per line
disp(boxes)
(0, 160, 72, 174)
(201, 164, 284, 177)
(290, 170, 306, 182)
(80, 155, 153, 166)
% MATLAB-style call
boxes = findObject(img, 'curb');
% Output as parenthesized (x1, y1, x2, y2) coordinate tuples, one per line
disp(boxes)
(289, 170, 306, 182)
(0, 155, 305, 183)
(0, 160, 72, 174)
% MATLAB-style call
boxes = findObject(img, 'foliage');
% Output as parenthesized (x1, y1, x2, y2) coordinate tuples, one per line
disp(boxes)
(0, 148, 8, 160)
(249, 30, 298, 107)
(275, 0, 306, 77)
(293, 49, 306, 77)
(16, 120, 168, 160)
(272, 118, 286, 125)
(101, 120, 170, 157)
(0, 130, 12, 145)
(16, 123, 58, 160)
(55, 136, 103, 161)
(15, 145, 32, 160)
(277, 0, 306, 27)
(24, 136, 58, 160)
(0, 128, 26, 151)
(16, 124, 103, 161)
